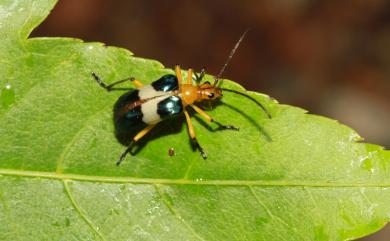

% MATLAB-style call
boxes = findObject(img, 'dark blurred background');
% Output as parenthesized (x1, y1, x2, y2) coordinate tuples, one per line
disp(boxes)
(32, 1, 390, 240)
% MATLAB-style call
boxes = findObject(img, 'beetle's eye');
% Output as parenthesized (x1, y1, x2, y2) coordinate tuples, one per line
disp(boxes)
(208, 93, 215, 98)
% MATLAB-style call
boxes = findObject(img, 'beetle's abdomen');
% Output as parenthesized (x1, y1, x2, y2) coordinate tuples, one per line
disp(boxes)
(113, 74, 183, 136)
(113, 90, 146, 136)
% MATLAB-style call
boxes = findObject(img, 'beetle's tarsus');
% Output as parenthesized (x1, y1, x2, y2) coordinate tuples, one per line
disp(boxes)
(116, 141, 135, 166)
(194, 68, 206, 82)
(213, 120, 240, 131)
(200, 149, 207, 159)
(192, 138, 207, 159)
(92, 72, 112, 91)
(92, 72, 137, 91)
(218, 125, 239, 131)
(116, 152, 128, 166)
(92, 72, 105, 86)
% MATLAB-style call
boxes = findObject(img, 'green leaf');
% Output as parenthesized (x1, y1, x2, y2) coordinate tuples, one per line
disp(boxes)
(1, 1, 389, 240)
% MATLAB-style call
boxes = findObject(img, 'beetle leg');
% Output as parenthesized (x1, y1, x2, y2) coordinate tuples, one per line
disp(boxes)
(190, 104, 239, 131)
(184, 109, 207, 159)
(175, 65, 184, 84)
(194, 67, 206, 83)
(131, 79, 144, 88)
(91, 72, 143, 91)
(116, 124, 156, 165)
(186, 68, 193, 85)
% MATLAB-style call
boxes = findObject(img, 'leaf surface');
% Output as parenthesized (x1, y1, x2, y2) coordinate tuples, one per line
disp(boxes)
(0, 1, 389, 240)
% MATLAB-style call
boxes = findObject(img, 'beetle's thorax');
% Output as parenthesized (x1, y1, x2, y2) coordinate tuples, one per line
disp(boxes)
(180, 82, 222, 106)
(180, 84, 201, 106)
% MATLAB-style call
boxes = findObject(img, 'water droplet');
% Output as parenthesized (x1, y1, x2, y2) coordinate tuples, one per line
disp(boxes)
(87, 45, 94, 50)
(1, 83, 15, 108)
(195, 178, 203, 182)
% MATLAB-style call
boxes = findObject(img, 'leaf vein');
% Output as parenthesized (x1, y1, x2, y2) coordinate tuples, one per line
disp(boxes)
(154, 184, 205, 241)
(249, 186, 307, 241)
(248, 186, 290, 241)
(63, 180, 107, 241)
(182, 154, 198, 180)
(1, 168, 390, 187)
(56, 109, 107, 174)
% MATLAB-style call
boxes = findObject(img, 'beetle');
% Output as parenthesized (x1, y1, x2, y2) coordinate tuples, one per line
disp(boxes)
(92, 31, 271, 165)
(168, 148, 175, 157)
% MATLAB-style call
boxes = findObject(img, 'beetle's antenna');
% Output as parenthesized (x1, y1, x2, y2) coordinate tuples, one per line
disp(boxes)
(213, 29, 250, 87)
(221, 88, 272, 119)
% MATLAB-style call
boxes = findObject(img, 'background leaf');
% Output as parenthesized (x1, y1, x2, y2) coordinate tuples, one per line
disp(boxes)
(0, 0, 389, 240)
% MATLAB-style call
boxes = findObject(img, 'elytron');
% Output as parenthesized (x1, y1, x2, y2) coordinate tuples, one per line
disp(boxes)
(92, 31, 271, 165)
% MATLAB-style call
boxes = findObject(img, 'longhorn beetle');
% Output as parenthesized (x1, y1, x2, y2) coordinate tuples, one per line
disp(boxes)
(92, 30, 271, 165)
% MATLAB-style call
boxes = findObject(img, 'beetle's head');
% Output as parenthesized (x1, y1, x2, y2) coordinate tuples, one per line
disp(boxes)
(199, 81, 222, 101)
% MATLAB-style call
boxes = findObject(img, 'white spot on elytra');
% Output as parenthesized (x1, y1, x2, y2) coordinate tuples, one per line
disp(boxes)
(166, 102, 174, 108)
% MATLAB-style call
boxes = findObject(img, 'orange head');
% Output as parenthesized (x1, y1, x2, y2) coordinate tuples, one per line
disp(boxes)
(198, 81, 222, 101)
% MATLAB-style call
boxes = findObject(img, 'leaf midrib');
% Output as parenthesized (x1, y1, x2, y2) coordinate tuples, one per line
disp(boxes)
(0, 168, 389, 187)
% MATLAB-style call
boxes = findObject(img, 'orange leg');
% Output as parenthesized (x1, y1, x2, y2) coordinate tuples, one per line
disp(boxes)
(116, 124, 156, 165)
(131, 79, 144, 88)
(190, 104, 239, 131)
(133, 124, 156, 141)
(175, 65, 184, 84)
(184, 109, 207, 159)
(186, 68, 193, 84)
(190, 104, 212, 122)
